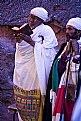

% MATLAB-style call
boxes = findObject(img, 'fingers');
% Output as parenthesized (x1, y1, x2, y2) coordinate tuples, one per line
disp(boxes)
(72, 40, 79, 55)
(65, 40, 79, 55)
(13, 33, 21, 43)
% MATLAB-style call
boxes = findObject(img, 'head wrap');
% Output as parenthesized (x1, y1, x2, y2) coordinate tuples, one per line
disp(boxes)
(30, 7, 48, 22)
(66, 17, 81, 30)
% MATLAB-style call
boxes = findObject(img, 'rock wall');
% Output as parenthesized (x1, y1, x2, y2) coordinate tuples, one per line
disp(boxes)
(0, 23, 67, 121)
(0, 26, 15, 84)
(0, 26, 16, 121)
(49, 19, 66, 49)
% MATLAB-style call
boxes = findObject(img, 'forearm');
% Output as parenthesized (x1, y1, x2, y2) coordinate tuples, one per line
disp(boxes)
(19, 33, 35, 47)
(22, 35, 35, 46)
(24, 37, 35, 47)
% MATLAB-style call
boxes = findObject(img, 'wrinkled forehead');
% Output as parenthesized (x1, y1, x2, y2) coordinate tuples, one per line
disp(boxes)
(29, 14, 41, 20)
(66, 25, 76, 30)
(29, 14, 37, 18)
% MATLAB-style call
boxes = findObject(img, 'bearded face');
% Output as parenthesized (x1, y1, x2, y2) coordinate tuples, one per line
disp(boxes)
(66, 25, 79, 41)
(66, 31, 79, 41)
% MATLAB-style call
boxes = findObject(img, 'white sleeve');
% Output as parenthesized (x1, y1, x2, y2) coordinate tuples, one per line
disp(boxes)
(42, 26, 58, 48)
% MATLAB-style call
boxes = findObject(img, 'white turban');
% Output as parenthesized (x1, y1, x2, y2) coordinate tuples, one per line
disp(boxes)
(30, 7, 48, 22)
(66, 17, 81, 30)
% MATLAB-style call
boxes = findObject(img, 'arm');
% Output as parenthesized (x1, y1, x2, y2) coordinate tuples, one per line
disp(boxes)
(14, 33, 35, 46)
(58, 40, 80, 76)
(71, 39, 80, 63)
(19, 33, 35, 46)
(71, 39, 79, 55)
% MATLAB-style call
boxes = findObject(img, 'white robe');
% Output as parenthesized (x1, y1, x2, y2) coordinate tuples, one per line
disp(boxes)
(71, 88, 81, 121)
(13, 23, 58, 95)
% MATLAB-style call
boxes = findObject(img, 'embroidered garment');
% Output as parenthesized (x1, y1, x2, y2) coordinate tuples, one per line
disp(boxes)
(13, 23, 58, 121)
(14, 85, 44, 121)
(52, 61, 79, 121)
(52, 41, 80, 121)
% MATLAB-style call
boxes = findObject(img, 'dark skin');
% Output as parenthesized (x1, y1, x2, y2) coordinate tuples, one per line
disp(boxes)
(65, 25, 80, 56)
(15, 14, 43, 47)
(58, 25, 81, 77)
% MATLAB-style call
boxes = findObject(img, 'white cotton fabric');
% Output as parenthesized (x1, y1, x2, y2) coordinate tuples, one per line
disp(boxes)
(30, 7, 48, 22)
(71, 87, 81, 121)
(31, 24, 58, 48)
(34, 43, 56, 95)
(78, 37, 81, 49)
(18, 112, 23, 121)
(13, 41, 40, 91)
(66, 17, 81, 30)
(33, 24, 58, 95)
(13, 23, 58, 95)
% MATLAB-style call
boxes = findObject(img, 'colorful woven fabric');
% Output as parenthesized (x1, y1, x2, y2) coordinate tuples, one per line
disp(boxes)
(14, 85, 44, 121)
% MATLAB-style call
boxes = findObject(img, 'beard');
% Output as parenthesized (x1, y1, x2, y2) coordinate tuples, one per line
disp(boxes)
(66, 31, 78, 42)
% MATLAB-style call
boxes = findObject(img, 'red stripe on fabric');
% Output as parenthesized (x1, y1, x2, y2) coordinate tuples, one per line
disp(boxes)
(57, 85, 65, 113)
(53, 85, 65, 116)
(64, 99, 74, 121)
(53, 88, 61, 116)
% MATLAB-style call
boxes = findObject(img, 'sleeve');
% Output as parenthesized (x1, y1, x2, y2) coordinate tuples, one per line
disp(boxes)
(42, 25, 58, 48)
(73, 55, 80, 64)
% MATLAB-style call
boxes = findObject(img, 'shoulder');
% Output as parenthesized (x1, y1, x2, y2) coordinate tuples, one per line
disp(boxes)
(43, 24, 53, 30)
(54, 42, 67, 60)
(41, 24, 55, 35)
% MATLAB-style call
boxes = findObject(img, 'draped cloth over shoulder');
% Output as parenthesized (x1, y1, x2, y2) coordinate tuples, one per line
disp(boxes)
(52, 41, 80, 121)
(13, 23, 58, 121)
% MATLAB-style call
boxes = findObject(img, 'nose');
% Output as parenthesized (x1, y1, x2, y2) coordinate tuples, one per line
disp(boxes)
(28, 17, 33, 23)
(66, 28, 69, 34)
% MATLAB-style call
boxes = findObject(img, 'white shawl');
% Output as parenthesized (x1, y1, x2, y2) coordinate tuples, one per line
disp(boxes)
(13, 24, 58, 95)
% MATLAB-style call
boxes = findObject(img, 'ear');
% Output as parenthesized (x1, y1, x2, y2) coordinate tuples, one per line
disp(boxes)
(77, 30, 81, 39)
(77, 30, 80, 34)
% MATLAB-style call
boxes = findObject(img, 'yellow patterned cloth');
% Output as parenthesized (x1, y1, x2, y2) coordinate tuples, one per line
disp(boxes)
(14, 85, 44, 121)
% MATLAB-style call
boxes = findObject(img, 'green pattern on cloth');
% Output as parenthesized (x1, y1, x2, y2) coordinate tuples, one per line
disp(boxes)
(52, 58, 59, 92)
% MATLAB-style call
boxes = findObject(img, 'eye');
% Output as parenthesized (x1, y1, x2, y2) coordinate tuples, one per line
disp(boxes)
(66, 26, 75, 31)
(67, 27, 72, 31)
(29, 14, 37, 20)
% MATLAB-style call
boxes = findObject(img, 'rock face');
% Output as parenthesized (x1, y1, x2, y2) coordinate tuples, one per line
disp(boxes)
(0, 0, 81, 120)
(0, 26, 17, 121)
(0, 0, 81, 26)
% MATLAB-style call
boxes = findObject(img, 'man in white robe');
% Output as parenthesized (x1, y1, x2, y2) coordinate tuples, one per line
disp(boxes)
(13, 7, 58, 121)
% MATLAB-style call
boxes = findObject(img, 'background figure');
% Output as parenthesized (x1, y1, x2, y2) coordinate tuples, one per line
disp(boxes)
(13, 7, 58, 121)
(71, 87, 81, 121)
(52, 17, 81, 121)
(71, 50, 81, 121)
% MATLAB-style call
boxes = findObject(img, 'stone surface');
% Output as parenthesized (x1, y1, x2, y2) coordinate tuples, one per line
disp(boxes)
(0, 0, 81, 26)
(0, 0, 81, 120)
(0, 26, 16, 121)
